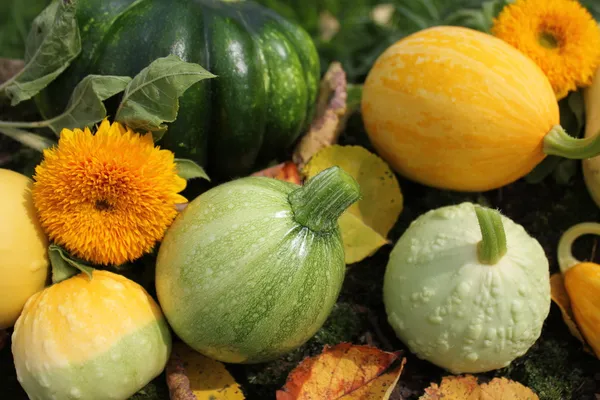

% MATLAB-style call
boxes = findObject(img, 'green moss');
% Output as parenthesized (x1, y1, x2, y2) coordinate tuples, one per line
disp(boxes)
(496, 308, 600, 400)
(128, 376, 169, 400)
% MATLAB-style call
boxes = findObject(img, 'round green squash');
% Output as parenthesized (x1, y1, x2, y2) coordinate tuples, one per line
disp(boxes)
(34, 0, 320, 180)
(155, 167, 360, 363)
(383, 202, 551, 374)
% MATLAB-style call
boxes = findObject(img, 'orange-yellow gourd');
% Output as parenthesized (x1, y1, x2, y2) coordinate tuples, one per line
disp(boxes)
(558, 223, 600, 358)
(361, 26, 600, 192)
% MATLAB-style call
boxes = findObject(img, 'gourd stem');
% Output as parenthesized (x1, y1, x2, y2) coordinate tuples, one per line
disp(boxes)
(543, 125, 600, 159)
(474, 205, 507, 265)
(557, 222, 600, 274)
(289, 166, 361, 233)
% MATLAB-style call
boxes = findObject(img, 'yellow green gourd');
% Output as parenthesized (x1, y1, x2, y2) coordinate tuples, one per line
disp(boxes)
(12, 270, 172, 400)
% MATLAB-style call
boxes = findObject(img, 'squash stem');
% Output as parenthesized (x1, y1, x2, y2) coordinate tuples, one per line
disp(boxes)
(543, 125, 600, 159)
(474, 205, 507, 265)
(289, 166, 361, 233)
(557, 222, 600, 274)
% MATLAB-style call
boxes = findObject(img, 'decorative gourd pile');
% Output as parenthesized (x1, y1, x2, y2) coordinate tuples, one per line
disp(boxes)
(2, 0, 600, 399)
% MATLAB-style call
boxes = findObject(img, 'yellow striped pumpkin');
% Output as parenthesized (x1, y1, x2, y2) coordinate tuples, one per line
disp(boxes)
(362, 26, 575, 192)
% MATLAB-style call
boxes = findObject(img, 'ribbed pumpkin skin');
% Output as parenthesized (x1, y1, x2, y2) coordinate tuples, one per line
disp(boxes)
(564, 262, 600, 358)
(35, 0, 320, 180)
(361, 26, 559, 192)
(155, 176, 346, 364)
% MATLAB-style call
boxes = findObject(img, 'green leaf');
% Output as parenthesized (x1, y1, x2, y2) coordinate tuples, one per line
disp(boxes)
(175, 158, 210, 181)
(48, 243, 94, 284)
(0, 0, 51, 59)
(0, 0, 81, 106)
(46, 74, 131, 134)
(114, 54, 216, 141)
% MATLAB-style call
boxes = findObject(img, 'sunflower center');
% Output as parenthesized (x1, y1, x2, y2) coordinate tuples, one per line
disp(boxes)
(538, 31, 559, 49)
(95, 199, 113, 211)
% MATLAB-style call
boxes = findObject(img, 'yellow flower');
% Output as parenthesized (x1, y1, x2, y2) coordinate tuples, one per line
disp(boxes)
(32, 120, 187, 266)
(491, 0, 600, 100)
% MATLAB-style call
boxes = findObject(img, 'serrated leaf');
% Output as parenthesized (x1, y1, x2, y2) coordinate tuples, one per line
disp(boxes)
(276, 343, 406, 400)
(175, 158, 210, 181)
(48, 243, 94, 284)
(46, 74, 131, 134)
(0, 0, 81, 106)
(303, 145, 403, 264)
(114, 54, 216, 141)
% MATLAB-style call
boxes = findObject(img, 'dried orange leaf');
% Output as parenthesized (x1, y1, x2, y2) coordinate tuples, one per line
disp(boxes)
(419, 375, 481, 400)
(276, 343, 405, 400)
(419, 375, 539, 400)
(166, 341, 245, 400)
(550, 273, 588, 346)
(293, 62, 348, 168)
(303, 145, 403, 264)
(420, 375, 539, 400)
(479, 377, 539, 400)
(251, 162, 301, 185)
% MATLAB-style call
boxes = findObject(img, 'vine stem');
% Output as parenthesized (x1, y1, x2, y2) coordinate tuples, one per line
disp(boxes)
(0, 126, 56, 152)
(557, 222, 600, 274)
(544, 125, 600, 159)
(0, 120, 51, 129)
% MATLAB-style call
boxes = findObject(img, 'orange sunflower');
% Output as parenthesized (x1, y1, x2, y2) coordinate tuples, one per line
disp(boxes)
(492, 0, 600, 100)
(32, 119, 187, 266)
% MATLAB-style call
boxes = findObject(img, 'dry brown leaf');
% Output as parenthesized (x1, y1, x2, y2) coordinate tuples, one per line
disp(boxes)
(319, 11, 340, 41)
(549, 273, 595, 357)
(276, 342, 406, 400)
(420, 375, 539, 400)
(166, 341, 245, 400)
(251, 161, 301, 185)
(292, 62, 348, 168)
(0, 58, 24, 84)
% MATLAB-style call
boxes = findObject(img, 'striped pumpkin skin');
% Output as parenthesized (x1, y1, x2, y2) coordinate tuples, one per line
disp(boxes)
(155, 177, 346, 364)
(12, 270, 171, 400)
(361, 26, 559, 192)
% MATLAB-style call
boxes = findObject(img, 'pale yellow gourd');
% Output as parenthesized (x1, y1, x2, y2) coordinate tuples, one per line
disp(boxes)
(0, 169, 49, 329)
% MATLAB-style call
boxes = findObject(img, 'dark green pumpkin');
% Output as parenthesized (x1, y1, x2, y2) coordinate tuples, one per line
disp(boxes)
(35, 0, 320, 180)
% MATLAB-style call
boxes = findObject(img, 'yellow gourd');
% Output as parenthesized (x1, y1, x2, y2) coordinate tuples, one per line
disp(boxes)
(361, 26, 600, 192)
(583, 67, 600, 208)
(557, 223, 600, 358)
(0, 168, 49, 329)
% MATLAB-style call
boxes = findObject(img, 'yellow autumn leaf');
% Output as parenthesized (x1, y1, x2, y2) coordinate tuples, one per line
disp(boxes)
(303, 145, 403, 264)
(166, 341, 245, 400)
(419, 375, 539, 400)
(276, 342, 406, 400)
